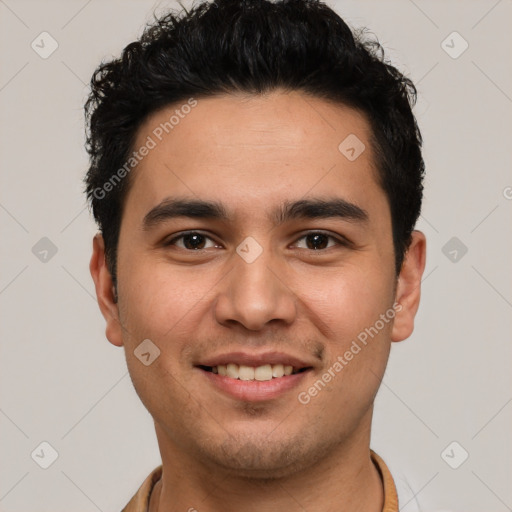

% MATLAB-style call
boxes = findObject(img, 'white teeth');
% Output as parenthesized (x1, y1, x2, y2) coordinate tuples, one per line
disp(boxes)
(272, 364, 284, 378)
(226, 363, 239, 379)
(254, 364, 273, 381)
(239, 365, 255, 380)
(210, 363, 303, 380)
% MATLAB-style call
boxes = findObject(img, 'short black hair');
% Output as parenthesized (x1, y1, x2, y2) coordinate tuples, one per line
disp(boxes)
(84, 0, 424, 284)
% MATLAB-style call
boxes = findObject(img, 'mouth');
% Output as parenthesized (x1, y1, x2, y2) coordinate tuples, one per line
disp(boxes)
(198, 363, 311, 381)
(195, 353, 315, 402)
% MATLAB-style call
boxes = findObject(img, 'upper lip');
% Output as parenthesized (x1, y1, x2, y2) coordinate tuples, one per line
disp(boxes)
(197, 351, 315, 369)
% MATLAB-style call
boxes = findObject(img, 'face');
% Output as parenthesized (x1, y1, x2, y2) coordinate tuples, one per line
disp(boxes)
(91, 90, 425, 478)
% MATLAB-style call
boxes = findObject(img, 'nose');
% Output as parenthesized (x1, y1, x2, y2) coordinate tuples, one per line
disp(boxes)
(214, 248, 297, 331)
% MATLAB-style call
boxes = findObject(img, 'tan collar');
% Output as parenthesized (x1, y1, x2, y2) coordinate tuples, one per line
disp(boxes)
(121, 465, 162, 512)
(122, 450, 398, 512)
(371, 450, 399, 512)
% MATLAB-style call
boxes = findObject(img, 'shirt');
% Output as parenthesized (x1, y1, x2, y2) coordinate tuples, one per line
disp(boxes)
(121, 450, 399, 512)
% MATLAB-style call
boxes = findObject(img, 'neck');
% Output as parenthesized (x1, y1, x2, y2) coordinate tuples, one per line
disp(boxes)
(149, 422, 383, 512)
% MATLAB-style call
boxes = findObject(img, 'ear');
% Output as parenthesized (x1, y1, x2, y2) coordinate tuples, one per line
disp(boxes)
(89, 234, 124, 347)
(391, 230, 427, 342)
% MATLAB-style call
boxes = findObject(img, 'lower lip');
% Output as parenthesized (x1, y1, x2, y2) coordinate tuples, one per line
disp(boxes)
(198, 368, 311, 402)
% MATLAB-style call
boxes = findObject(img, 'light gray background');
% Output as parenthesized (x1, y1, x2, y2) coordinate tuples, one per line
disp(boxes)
(1, 0, 511, 510)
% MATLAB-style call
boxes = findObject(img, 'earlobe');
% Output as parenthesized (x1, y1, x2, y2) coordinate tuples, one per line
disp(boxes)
(391, 230, 427, 342)
(89, 234, 124, 347)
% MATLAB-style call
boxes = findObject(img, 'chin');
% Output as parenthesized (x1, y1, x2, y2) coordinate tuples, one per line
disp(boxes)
(196, 429, 333, 480)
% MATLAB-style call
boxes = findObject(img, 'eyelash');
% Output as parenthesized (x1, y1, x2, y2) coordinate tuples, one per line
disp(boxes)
(164, 230, 350, 251)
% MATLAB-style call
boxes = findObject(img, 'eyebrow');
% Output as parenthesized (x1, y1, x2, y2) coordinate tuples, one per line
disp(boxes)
(142, 196, 368, 230)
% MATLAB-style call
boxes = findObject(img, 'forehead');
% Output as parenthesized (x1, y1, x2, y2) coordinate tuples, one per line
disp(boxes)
(125, 90, 385, 221)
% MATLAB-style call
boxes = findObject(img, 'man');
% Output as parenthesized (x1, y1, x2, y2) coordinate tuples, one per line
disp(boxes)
(85, 0, 426, 510)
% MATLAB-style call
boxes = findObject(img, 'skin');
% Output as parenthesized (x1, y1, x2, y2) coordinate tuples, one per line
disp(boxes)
(90, 89, 426, 512)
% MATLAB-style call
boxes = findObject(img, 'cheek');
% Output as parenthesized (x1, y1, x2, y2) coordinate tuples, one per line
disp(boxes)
(117, 256, 214, 342)
(125, 352, 199, 438)
(296, 262, 395, 346)
(116, 261, 200, 413)
(296, 268, 394, 425)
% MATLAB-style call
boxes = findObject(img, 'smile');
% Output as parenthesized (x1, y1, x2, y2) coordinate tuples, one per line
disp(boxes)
(197, 361, 313, 401)
(199, 363, 308, 381)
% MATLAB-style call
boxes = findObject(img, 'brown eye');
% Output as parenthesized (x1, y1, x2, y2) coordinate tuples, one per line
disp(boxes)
(305, 233, 329, 250)
(294, 232, 343, 250)
(166, 232, 219, 250)
(182, 233, 206, 250)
